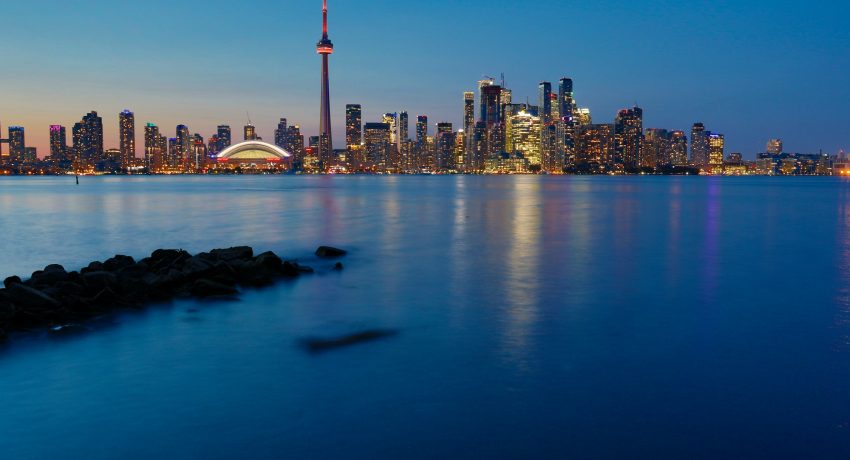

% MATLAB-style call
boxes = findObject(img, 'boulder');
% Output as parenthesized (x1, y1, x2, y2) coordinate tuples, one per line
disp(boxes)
(4, 276, 22, 289)
(103, 255, 136, 272)
(30, 268, 69, 286)
(7, 284, 61, 310)
(191, 279, 239, 298)
(81, 261, 104, 274)
(211, 246, 254, 261)
(333, 262, 344, 271)
(315, 246, 347, 258)
(255, 251, 283, 271)
(0, 302, 15, 320)
(44, 264, 66, 273)
(82, 271, 118, 292)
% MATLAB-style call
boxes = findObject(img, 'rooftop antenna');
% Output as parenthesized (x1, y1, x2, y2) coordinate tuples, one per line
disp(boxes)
(501, 73, 505, 87)
(247, 111, 253, 125)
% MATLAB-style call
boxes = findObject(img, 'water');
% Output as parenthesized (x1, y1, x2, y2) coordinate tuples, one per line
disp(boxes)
(1, 175, 849, 459)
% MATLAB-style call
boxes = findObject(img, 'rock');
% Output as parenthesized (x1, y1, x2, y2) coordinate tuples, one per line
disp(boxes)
(30, 268, 69, 286)
(255, 251, 283, 271)
(7, 284, 61, 310)
(191, 279, 239, 298)
(297, 264, 315, 274)
(301, 329, 398, 352)
(82, 271, 118, 292)
(103, 255, 135, 272)
(0, 302, 15, 320)
(116, 262, 150, 280)
(315, 246, 347, 258)
(333, 262, 344, 271)
(182, 256, 214, 279)
(149, 249, 191, 271)
(281, 261, 300, 277)
(4, 276, 22, 288)
(211, 246, 254, 261)
(44, 264, 66, 273)
(81, 261, 104, 274)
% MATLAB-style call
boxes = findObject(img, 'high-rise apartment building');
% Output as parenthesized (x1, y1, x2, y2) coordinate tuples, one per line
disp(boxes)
(767, 139, 783, 155)
(119, 110, 135, 167)
(691, 123, 709, 167)
(345, 105, 362, 148)
(614, 106, 643, 169)
(49, 125, 67, 160)
(538, 82, 552, 124)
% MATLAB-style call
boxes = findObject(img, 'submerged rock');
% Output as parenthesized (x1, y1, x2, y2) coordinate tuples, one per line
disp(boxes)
(301, 329, 398, 353)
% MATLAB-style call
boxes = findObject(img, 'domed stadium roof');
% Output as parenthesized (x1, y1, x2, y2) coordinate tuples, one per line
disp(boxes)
(217, 141, 292, 162)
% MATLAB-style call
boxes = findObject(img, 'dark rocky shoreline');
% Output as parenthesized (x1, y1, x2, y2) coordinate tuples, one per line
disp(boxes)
(0, 245, 347, 341)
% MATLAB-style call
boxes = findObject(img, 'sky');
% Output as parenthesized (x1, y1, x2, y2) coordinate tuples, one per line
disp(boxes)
(1, 0, 848, 159)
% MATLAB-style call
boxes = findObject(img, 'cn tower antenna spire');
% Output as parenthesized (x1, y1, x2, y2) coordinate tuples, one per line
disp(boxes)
(316, 0, 334, 171)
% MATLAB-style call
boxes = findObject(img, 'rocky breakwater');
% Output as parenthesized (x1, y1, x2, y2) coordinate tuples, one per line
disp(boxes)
(0, 246, 346, 340)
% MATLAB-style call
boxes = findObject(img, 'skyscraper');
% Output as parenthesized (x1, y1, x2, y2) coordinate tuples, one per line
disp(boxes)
(345, 104, 362, 149)
(144, 123, 162, 171)
(510, 110, 542, 166)
(316, 0, 334, 167)
(74, 111, 104, 165)
(463, 92, 475, 134)
(244, 123, 257, 141)
(398, 111, 409, 144)
(119, 110, 135, 168)
(691, 123, 709, 167)
(767, 139, 783, 155)
(49, 125, 67, 161)
(538, 82, 552, 124)
(217, 125, 232, 151)
(614, 106, 643, 170)
(364, 122, 390, 171)
(8, 126, 25, 163)
(709, 133, 725, 171)
(176, 125, 190, 170)
(558, 78, 575, 124)
(435, 122, 454, 171)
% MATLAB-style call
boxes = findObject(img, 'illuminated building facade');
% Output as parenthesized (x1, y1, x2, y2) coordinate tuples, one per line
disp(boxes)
(435, 122, 454, 171)
(364, 122, 390, 171)
(119, 110, 135, 168)
(691, 123, 709, 168)
(510, 110, 541, 166)
(614, 106, 643, 170)
(767, 139, 783, 155)
(709, 132, 725, 171)
(316, 0, 334, 168)
(345, 104, 362, 149)
(8, 126, 25, 163)
(49, 125, 67, 161)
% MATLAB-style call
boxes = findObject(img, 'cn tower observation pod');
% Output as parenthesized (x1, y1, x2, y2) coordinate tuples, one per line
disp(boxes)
(216, 141, 292, 164)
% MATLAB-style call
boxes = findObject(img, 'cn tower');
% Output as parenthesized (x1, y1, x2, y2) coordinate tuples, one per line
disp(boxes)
(316, 0, 334, 168)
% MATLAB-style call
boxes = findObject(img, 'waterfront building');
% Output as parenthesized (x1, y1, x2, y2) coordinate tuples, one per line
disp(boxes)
(119, 110, 135, 168)
(345, 104, 362, 149)
(510, 110, 541, 167)
(215, 140, 291, 171)
(398, 111, 409, 145)
(538, 82, 552, 124)
(709, 132, 725, 172)
(767, 139, 783, 155)
(364, 122, 391, 171)
(463, 92, 475, 134)
(691, 123, 709, 168)
(575, 124, 614, 170)
(144, 123, 163, 171)
(614, 106, 643, 170)
(8, 126, 25, 163)
(24, 147, 37, 163)
(435, 122, 454, 172)
(73, 111, 104, 166)
(217, 125, 232, 151)
(176, 125, 191, 170)
(49, 125, 67, 161)
(478, 77, 495, 121)
(670, 130, 688, 165)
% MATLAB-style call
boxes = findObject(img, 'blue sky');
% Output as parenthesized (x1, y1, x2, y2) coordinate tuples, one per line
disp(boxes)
(1, 0, 848, 158)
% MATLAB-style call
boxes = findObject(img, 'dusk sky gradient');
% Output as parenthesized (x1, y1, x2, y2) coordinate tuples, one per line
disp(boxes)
(2, 0, 848, 158)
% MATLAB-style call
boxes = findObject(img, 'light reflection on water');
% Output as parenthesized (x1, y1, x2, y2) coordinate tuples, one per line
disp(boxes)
(0, 175, 849, 459)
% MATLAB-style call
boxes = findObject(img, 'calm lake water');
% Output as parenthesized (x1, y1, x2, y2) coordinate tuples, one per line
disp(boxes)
(1, 175, 849, 459)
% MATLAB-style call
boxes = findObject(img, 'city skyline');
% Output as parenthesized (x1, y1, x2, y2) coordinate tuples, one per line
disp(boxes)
(1, 0, 849, 157)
